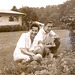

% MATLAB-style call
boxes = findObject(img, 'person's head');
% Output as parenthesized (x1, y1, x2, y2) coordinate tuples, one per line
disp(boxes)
(44, 21, 53, 33)
(30, 23, 40, 38)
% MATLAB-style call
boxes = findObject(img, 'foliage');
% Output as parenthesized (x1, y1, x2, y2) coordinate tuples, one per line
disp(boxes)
(11, 6, 18, 12)
(3, 50, 75, 75)
(19, 7, 39, 26)
(0, 25, 28, 32)
(10, 0, 75, 29)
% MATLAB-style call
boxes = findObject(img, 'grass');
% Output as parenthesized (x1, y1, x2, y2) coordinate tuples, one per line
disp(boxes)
(0, 31, 26, 70)
(0, 30, 67, 74)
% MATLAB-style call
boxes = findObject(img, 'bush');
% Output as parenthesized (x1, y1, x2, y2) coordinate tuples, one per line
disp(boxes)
(0, 25, 28, 32)
(52, 27, 61, 30)
(60, 25, 66, 29)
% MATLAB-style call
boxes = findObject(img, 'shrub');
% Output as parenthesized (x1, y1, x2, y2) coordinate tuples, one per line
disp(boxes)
(60, 25, 66, 29)
(0, 25, 28, 32)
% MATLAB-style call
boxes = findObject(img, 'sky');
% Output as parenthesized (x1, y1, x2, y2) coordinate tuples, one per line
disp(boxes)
(0, 0, 68, 10)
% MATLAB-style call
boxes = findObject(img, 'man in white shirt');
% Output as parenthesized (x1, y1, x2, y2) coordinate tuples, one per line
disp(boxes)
(31, 21, 60, 57)
(13, 23, 43, 64)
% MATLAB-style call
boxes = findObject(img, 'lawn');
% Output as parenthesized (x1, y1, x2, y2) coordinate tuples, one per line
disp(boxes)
(0, 31, 25, 70)
(0, 30, 75, 75)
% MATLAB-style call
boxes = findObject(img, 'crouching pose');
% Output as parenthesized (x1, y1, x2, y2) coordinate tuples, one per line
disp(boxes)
(32, 21, 60, 57)
(13, 23, 43, 74)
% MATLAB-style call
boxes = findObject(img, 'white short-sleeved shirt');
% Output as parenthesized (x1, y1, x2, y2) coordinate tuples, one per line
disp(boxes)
(17, 32, 31, 49)
(13, 31, 32, 61)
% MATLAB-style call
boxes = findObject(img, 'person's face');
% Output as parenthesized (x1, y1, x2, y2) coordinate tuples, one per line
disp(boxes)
(44, 23, 53, 33)
(31, 27, 39, 38)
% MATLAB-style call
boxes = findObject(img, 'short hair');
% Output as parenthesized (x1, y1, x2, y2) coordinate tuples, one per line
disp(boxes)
(44, 21, 53, 26)
(66, 22, 75, 30)
(30, 23, 40, 31)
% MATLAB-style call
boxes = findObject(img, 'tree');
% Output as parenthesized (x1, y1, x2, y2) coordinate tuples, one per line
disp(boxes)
(11, 6, 18, 11)
(19, 7, 38, 25)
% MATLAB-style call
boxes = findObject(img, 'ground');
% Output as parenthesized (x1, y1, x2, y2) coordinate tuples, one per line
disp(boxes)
(0, 30, 75, 75)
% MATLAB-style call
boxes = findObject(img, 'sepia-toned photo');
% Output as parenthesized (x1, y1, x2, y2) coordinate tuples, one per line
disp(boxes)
(0, 0, 75, 75)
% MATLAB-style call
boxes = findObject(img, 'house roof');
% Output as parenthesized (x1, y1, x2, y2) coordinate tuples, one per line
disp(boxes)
(0, 10, 25, 15)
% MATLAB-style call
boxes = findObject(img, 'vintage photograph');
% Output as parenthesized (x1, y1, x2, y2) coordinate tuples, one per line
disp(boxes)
(0, 0, 75, 75)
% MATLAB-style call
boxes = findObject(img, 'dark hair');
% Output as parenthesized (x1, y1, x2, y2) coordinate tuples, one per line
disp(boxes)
(30, 23, 40, 31)
(66, 22, 75, 30)
(44, 21, 53, 26)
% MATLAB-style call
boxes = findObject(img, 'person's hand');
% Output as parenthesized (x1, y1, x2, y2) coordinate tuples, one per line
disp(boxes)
(33, 47, 41, 54)
(44, 44, 55, 48)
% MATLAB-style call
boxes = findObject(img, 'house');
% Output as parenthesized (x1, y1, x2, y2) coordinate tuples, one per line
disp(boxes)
(0, 10, 25, 26)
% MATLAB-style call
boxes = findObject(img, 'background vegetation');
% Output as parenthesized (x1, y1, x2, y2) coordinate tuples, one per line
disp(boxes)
(11, 0, 75, 29)
(0, 0, 75, 32)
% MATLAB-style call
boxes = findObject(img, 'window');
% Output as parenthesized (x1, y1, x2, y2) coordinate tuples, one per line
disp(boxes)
(0, 16, 2, 22)
(9, 16, 14, 21)
(9, 16, 19, 21)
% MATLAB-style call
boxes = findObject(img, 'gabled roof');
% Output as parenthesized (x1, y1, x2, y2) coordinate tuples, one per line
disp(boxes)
(0, 10, 25, 15)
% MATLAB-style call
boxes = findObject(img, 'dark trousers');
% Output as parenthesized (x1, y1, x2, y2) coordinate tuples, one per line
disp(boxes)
(50, 39, 60, 54)
(43, 39, 60, 57)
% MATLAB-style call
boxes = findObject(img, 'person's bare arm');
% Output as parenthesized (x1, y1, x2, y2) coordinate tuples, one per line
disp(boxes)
(20, 48, 35, 56)
(44, 44, 56, 48)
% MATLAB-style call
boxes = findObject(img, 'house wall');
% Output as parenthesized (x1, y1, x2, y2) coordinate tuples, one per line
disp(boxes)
(0, 14, 22, 26)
